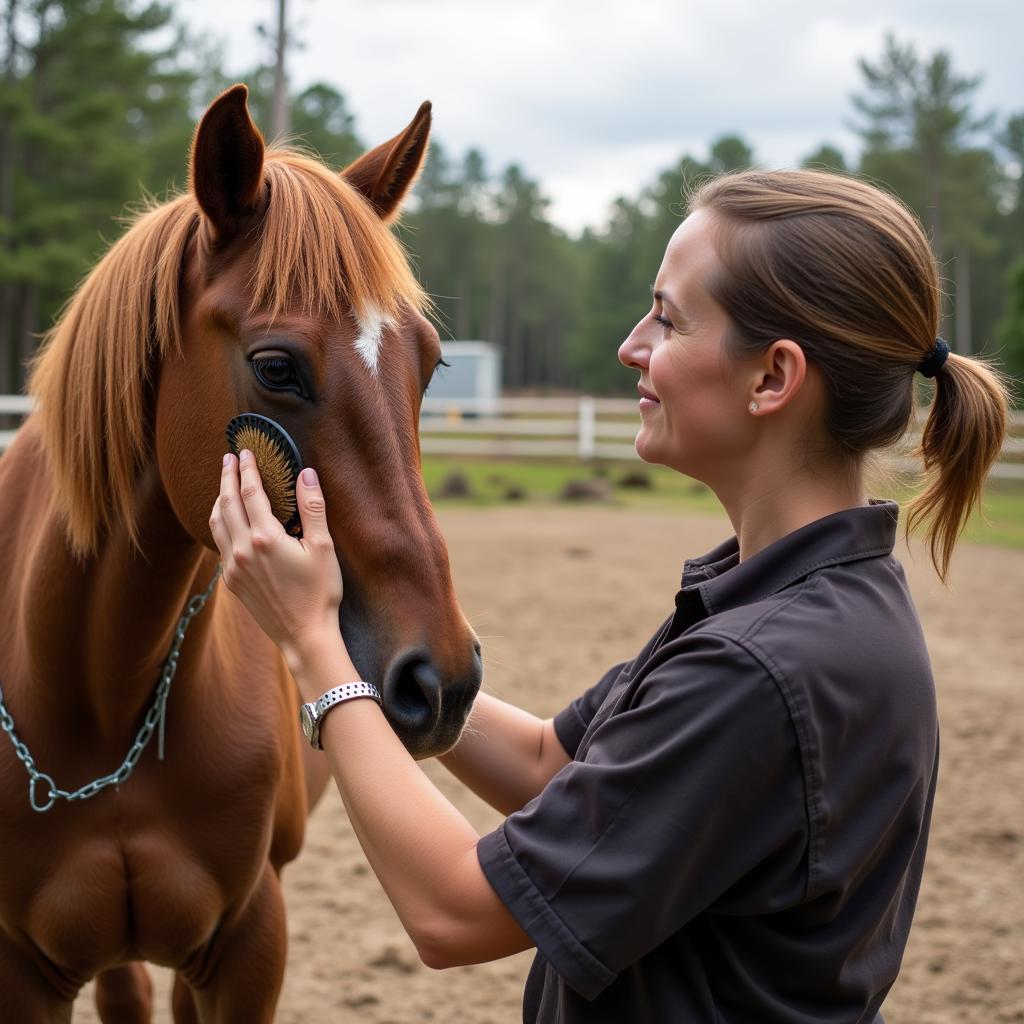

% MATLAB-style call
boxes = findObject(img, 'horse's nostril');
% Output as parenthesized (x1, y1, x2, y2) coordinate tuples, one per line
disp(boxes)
(384, 654, 442, 735)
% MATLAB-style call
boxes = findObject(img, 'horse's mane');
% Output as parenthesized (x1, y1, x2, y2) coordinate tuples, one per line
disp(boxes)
(28, 149, 427, 557)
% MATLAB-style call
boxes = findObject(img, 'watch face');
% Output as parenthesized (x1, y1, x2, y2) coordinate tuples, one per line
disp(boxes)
(299, 703, 317, 743)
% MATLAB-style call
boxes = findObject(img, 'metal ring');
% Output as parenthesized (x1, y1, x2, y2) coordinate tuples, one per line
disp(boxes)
(29, 773, 57, 813)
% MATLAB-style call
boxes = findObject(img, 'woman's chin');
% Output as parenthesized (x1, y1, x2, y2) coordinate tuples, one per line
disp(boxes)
(634, 434, 693, 478)
(634, 430, 661, 465)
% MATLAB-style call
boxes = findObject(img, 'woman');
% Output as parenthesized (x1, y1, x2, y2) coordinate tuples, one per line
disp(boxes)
(210, 169, 1009, 1022)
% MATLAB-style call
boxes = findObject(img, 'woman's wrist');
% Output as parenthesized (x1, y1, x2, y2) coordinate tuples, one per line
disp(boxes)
(282, 625, 357, 700)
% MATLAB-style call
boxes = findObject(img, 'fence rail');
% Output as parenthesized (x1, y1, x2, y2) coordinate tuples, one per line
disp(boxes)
(3, 395, 1024, 478)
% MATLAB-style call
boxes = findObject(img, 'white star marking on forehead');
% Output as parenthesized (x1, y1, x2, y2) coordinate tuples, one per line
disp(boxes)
(354, 308, 388, 376)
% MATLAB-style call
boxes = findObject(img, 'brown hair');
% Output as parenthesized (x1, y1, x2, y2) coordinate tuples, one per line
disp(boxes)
(687, 169, 1009, 583)
(29, 147, 428, 558)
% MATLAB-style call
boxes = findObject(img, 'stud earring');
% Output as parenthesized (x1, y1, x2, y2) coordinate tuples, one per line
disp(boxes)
(748, 400, 759, 414)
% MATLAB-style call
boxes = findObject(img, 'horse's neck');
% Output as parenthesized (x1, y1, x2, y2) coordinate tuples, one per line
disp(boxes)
(14, 439, 219, 734)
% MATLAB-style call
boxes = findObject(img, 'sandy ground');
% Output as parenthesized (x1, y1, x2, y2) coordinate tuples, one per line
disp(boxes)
(75, 506, 1023, 1023)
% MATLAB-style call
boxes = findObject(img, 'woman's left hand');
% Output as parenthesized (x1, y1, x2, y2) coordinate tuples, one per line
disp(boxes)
(209, 450, 344, 664)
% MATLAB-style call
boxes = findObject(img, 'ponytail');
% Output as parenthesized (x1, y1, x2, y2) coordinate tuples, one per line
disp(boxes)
(906, 355, 1011, 584)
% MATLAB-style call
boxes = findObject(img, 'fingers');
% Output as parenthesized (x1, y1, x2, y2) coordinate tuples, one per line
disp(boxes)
(215, 452, 251, 547)
(209, 491, 233, 560)
(297, 467, 334, 552)
(237, 449, 283, 545)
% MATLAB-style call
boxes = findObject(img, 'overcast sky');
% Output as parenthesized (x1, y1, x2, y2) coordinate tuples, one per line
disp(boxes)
(176, 0, 1022, 235)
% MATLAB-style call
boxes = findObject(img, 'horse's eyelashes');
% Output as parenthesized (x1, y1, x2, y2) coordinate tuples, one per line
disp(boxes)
(251, 355, 304, 395)
(425, 358, 450, 394)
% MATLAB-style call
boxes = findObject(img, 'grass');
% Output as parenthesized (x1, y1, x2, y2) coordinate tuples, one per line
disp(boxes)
(422, 458, 723, 513)
(936, 479, 1024, 549)
(422, 457, 1024, 551)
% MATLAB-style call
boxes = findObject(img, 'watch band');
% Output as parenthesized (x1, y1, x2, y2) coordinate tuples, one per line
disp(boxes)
(316, 681, 382, 716)
(307, 681, 382, 750)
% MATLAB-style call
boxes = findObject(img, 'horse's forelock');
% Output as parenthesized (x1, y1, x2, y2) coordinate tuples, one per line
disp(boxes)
(254, 150, 427, 327)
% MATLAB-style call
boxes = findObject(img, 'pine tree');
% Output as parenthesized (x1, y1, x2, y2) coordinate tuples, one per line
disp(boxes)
(852, 34, 999, 354)
(708, 135, 753, 174)
(0, 0, 198, 390)
(235, 65, 362, 166)
(570, 151, 720, 394)
(802, 144, 848, 173)
(995, 261, 1024, 389)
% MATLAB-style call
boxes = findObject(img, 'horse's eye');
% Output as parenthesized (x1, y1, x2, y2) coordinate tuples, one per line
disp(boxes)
(252, 355, 302, 394)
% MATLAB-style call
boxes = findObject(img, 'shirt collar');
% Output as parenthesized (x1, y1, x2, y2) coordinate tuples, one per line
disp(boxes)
(679, 500, 900, 617)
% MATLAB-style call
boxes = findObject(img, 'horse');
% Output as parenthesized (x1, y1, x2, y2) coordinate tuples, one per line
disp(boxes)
(0, 84, 482, 1022)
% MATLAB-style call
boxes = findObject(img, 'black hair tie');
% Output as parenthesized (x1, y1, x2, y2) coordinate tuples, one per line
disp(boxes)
(917, 337, 950, 378)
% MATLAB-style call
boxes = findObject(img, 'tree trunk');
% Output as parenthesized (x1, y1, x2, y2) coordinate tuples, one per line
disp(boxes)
(455, 270, 469, 339)
(15, 280, 36, 389)
(0, 270, 12, 398)
(488, 246, 505, 355)
(925, 160, 953, 343)
(11, 0, 51, 391)
(0, 0, 19, 395)
(954, 244, 972, 355)
(270, 0, 288, 139)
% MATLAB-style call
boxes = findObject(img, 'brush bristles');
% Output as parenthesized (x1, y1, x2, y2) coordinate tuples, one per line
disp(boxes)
(233, 424, 297, 527)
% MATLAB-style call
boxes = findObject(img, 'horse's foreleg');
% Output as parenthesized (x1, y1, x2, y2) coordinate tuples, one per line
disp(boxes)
(0, 933, 74, 1023)
(300, 738, 332, 814)
(95, 962, 154, 1023)
(189, 864, 288, 1023)
(171, 973, 199, 1024)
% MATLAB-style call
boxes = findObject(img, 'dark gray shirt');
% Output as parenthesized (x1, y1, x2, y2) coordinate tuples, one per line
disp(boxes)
(478, 501, 939, 1023)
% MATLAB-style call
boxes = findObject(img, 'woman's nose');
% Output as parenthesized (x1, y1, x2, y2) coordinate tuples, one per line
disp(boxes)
(618, 321, 651, 370)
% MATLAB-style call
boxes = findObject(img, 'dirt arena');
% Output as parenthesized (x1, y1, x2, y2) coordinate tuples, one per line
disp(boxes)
(78, 506, 1023, 1022)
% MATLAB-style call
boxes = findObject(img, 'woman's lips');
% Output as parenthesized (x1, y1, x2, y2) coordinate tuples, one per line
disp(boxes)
(638, 386, 659, 409)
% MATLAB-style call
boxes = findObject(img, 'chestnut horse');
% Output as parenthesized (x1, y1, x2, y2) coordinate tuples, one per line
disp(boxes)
(0, 85, 481, 1022)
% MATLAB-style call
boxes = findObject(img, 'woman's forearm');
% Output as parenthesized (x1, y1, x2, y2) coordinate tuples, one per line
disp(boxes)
(438, 692, 571, 816)
(290, 635, 533, 967)
(212, 456, 533, 966)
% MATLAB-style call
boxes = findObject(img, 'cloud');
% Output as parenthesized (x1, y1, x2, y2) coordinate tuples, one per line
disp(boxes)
(177, 0, 1024, 233)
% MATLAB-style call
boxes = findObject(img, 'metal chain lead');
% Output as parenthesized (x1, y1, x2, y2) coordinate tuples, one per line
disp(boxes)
(0, 564, 222, 813)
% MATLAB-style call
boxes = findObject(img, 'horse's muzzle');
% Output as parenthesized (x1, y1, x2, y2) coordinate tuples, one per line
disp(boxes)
(382, 644, 482, 759)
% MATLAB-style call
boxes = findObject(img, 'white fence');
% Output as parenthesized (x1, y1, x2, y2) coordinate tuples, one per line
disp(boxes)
(0, 394, 31, 452)
(419, 396, 639, 460)
(3, 394, 1024, 478)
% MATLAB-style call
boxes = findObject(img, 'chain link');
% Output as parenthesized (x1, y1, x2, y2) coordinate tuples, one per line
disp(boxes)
(0, 564, 223, 813)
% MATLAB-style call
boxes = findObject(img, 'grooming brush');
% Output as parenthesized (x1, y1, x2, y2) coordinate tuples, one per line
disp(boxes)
(225, 413, 304, 538)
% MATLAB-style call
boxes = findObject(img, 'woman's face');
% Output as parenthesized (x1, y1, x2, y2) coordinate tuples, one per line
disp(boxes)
(618, 209, 756, 483)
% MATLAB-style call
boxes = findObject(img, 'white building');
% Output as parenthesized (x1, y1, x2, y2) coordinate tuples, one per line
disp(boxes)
(423, 341, 502, 416)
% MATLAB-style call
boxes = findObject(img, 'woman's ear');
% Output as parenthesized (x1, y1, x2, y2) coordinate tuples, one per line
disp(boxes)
(749, 339, 808, 415)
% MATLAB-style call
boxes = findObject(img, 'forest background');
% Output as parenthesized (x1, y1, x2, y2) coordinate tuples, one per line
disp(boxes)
(1, 0, 1022, 400)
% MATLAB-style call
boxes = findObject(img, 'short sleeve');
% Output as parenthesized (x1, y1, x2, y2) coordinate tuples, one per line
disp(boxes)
(478, 631, 808, 1000)
(551, 612, 676, 758)
(552, 660, 629, 758)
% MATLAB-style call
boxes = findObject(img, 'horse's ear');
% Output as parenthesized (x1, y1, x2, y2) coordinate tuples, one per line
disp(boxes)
(342, 101, 432, 222)
(190, 84, 266, 241)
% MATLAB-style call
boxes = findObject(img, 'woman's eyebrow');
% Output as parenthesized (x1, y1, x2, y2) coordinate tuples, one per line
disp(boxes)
(652, 287, 688, 318)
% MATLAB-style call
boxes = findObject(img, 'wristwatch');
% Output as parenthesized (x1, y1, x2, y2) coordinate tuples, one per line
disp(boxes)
(299, 681, 382, 750)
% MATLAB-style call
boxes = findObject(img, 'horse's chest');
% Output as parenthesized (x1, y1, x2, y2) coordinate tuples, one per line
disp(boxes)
(0, 707, 291, 976)
(27, 833, 233, 974)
